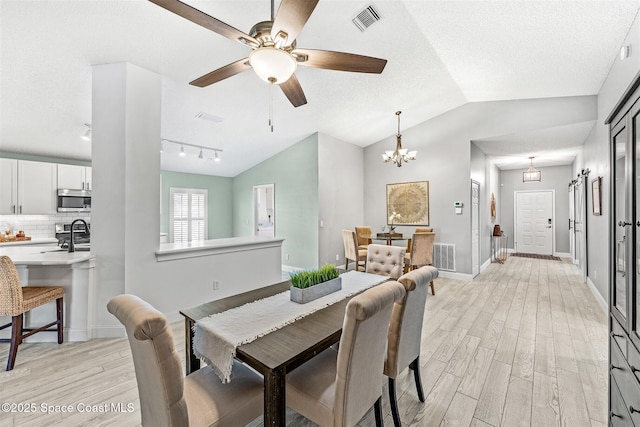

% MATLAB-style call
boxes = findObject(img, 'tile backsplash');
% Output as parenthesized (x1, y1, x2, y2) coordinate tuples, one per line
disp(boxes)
(0, 214, 91, 238)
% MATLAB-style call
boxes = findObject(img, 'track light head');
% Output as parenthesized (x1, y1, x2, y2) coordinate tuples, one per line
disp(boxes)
(81, 123, 91, 141)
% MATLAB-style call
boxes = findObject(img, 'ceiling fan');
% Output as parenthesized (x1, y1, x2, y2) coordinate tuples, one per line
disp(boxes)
(149, 0, 388, 107)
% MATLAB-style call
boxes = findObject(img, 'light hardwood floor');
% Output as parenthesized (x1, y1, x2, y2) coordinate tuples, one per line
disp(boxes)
(0, 256, 608, 426)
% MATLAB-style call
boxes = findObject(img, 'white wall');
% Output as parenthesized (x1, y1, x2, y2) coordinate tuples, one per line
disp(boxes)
(576, 9, 640, 304)
(318, 133, 364, 267)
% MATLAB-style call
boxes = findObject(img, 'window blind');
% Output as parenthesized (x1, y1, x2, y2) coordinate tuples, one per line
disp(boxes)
(169, 188, 208, 242)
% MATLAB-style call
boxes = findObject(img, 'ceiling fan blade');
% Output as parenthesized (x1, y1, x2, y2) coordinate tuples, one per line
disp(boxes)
(294, 48, 387, 74)
(149, 0, 258, 47)
(280, 75, 307, 107)
(190, 58, 252, 87)
(271, 0, 319, 46)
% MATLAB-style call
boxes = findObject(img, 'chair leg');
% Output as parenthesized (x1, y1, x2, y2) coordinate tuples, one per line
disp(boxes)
(409, 357, 425, 402)
(430, 280, 435, 295)
(7, 314, 23, 371)
(345, 258, 350, 271)
(374, 396, 384, 427)
(56, 297, 64, 344)
(389, 377, 401, 427)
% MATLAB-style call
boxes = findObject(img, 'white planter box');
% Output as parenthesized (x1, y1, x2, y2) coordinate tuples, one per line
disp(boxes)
(290, 277, 342, 304)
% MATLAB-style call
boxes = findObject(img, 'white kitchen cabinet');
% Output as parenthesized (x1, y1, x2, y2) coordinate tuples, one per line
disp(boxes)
(18, 161, 57, 214)
(57, 164, 92, 190)
(0, 159, 18, 214)
(0, 159, 57, 214)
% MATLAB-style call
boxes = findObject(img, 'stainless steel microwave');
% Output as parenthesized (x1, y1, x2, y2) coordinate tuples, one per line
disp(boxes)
(57, 189, 91, 212)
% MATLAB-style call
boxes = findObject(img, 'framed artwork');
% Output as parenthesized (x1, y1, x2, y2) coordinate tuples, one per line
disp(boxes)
(386, 181, 429, 225)
(592, 176, 602, 216)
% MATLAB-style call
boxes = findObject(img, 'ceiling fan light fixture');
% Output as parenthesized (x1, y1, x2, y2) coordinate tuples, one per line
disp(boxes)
(249, 47, 297, 84)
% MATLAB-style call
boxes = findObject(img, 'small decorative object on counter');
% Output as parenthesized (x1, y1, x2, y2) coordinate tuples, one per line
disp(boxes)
(290, 265, 342, 304)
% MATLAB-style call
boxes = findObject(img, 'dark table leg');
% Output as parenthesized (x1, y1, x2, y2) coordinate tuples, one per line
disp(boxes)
(184, 318, 200, 375)
(264, 368, 286, 426)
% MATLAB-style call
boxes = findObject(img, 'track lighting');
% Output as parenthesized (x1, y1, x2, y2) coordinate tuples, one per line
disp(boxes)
(160, 138, 223, 161)
(81, 123, 91, 141)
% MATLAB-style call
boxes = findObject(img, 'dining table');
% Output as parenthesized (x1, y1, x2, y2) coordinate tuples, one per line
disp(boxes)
(180, 271, 388, 427)
(362, 233, 407, 246)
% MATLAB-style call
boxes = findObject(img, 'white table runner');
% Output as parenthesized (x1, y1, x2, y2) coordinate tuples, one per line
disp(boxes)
(194, 271, 388, 383)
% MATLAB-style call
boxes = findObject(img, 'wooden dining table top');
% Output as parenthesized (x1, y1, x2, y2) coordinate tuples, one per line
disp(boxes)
(179, 275, 369, 426)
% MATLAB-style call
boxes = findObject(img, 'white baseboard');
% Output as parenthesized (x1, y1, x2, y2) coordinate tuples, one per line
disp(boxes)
(586, 276, 608, 315)
(438, 270, 474, 282)
(92, 325, 126, 339)
(480, 258, 492, 273)
(554, 252, 571, 258)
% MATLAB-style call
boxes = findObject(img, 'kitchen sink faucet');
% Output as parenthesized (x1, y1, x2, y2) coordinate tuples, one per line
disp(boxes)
(68, 219, 89, 253)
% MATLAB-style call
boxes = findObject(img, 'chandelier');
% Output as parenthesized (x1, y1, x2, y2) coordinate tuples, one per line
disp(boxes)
(382, 111, 417, 167)
(523, 156, 541, 183)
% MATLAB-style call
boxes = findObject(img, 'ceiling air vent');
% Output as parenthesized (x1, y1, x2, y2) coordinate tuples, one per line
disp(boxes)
(195, 111, 223, 123)
(352, 4, 381, 32)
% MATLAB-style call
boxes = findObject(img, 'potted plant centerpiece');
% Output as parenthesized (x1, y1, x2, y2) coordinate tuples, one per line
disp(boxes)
(289, 264, 342, 304)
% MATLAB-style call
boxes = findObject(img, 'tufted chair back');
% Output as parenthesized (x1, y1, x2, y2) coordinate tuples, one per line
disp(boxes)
(366, 244, 406, 279)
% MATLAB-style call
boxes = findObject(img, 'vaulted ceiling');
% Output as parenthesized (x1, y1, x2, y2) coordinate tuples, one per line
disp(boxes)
(2, 0, 639, 176)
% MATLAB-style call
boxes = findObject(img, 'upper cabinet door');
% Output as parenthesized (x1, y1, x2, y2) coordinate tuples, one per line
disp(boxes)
(17, 160, 57, 214)
(58, 164, 86, 190)
(612, 117, 629, 323)
(0, 159, 18, 214)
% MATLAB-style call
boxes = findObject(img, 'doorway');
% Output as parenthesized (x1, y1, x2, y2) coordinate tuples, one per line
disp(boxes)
(514, 190, 554, 255)
(573, 175, 588, 281)
(253, 184, 275, 238)
(471, 180, 480, 277)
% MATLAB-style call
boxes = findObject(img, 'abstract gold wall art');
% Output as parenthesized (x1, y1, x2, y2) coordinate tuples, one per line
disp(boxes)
(386, 181, 429, 225)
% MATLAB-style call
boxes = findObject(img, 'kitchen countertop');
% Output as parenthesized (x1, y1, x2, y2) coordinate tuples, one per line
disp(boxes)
(0, 238, 58, 246)
(0, 244, 94, 265)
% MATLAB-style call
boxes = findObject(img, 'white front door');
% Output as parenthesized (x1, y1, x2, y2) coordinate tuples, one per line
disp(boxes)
(515, 191, 554, 255)
(471, 180, 480, 276)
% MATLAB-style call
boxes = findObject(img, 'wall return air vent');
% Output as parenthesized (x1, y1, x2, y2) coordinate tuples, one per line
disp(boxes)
(352, 4, 382, 32)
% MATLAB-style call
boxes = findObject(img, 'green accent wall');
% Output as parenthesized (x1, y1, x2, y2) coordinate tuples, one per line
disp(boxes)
(232, 134, 319, 269)
(160, 170, 233, 239)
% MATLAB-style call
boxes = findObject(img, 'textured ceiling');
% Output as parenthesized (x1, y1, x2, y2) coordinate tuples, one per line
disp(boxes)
(1, 0, 639, 176)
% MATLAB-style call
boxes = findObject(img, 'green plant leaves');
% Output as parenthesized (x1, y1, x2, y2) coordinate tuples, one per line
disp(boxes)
(290, 264, 339, 289)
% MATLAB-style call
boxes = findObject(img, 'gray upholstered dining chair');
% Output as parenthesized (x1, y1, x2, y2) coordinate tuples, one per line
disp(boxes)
(286, 280, 406, 427)
(342, 229, 367, 271)
(355, 226, 373, 250)
(405, 228, 433, 257)
(403, 232, 436, 295)
(366, 244, 406, 279)
(107, 294, 264, 427)
(385, 266, 438, 427)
